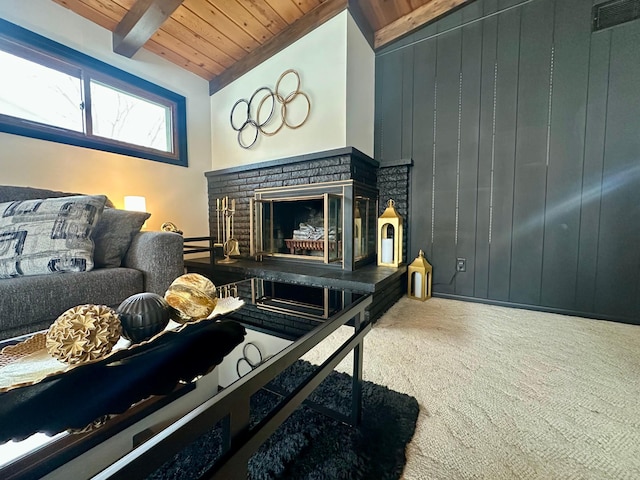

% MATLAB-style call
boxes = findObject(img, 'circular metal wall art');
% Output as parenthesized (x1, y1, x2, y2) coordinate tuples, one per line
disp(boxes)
(229, 69, 311, 149)
(282, 91, 311, 129)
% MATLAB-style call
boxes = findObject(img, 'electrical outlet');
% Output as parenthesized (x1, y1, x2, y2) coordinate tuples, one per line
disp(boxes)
(456, 258, 466, 272)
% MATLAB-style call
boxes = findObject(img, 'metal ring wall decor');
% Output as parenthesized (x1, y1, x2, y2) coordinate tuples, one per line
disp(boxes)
(235, 342, 273, 378)
(229, 69, 311, 149)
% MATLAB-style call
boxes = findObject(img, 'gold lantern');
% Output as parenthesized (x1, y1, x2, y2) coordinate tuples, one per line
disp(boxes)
(407, 250, 432, 301)
(377, 199, 403, 267)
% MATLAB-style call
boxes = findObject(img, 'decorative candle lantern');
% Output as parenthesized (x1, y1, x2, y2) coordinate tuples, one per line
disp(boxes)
(407, 250, 432, 301)
(377, 199, 403, 267)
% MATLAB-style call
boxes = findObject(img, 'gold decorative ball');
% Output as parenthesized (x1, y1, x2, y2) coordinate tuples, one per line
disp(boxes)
(46, 304, 122, 365)
(164, 273, 217, 323)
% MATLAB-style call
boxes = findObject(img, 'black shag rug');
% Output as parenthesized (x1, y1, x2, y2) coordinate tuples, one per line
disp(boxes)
(148, 360, 420, 480)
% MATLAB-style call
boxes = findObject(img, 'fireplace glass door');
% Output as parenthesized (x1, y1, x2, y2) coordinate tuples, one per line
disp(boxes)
(250, 180, 377, 270)
(252, 194, 342, 265)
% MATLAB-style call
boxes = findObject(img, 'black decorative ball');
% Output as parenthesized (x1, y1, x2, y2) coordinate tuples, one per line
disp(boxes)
(116, 292, 172, 343)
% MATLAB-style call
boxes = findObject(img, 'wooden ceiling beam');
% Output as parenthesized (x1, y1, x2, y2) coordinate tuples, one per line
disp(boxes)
(209, 0, 348, 95)
(374, 0, 473, 50)
(113, 0, 184, 57)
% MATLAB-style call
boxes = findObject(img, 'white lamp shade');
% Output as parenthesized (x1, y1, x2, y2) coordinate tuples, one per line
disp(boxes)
(124, 196, 147, 212)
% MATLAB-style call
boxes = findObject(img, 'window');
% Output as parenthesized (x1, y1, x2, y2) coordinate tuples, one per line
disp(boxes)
(0, 19, 188, 166)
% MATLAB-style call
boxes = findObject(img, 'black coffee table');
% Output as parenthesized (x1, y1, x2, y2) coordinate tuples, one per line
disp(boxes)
(0, 277, 372, 479)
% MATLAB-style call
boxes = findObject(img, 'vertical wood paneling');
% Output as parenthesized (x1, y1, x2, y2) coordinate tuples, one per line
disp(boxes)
(374, 56, 385, 162)
(594, 20, 640, 319)
(541, 0, 591, 308)
(432, 12, 463, 292)
(377, 53, 404, 163)
(455, 1, 483, 297)
(375, 0, 640, 323)
(576, 32, 609, 313)
(401, 48, 415, 160)
(509, 0, 554, 305)
(474, 0, 499, 298)
(410, 23, 438, 261)
(487, 3, 520, 301)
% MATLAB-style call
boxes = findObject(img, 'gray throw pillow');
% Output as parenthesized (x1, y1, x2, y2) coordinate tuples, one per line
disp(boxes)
(0, 185, 115, 207)
(92, 208, 151, 268)
(0, 195, 107, 278)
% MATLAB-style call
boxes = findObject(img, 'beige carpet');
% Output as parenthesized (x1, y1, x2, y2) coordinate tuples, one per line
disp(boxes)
(303, 296, 640, 479)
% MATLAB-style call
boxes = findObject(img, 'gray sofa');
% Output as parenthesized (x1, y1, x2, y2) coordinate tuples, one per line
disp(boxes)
(0, 186, 184, 340)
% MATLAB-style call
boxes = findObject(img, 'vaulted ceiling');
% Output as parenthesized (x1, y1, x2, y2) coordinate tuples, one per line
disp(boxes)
(51, 0, 472, 94)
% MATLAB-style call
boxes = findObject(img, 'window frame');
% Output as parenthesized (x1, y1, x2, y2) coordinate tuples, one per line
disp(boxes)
(0, 19, 188, 167)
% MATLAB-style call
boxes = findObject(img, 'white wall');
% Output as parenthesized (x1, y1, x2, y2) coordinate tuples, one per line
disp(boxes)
(346, 13, 375, 155)
(0, 0, 212, 236)
(210, 10, 374, 170)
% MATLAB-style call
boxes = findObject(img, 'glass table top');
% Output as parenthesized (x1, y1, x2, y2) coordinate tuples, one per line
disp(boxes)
(0, 277, 370, 477)
(219, 277, 365, 339)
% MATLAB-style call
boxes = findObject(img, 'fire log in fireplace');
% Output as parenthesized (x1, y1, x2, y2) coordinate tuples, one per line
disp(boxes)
(250, 180, 377, 271)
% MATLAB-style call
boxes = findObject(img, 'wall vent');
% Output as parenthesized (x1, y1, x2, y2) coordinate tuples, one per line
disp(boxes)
(593, 0, 640, 31)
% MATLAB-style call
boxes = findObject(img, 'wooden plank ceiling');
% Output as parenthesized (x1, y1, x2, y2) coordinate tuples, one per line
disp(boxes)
(51, 0, 472, 93)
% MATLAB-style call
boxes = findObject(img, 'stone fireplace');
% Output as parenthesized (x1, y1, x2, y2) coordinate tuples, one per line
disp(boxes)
(205, 147, 380, 265)
(200, 147, 412, 323)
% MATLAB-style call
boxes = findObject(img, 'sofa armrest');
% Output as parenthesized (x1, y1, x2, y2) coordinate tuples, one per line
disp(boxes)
(123, 232, 184, 296)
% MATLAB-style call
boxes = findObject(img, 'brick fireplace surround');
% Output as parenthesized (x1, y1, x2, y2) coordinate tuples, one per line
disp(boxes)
(189, 147, 412, 323)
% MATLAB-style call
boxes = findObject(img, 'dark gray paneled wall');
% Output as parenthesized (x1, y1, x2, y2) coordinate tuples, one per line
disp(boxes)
(375, 0, 640, 323)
